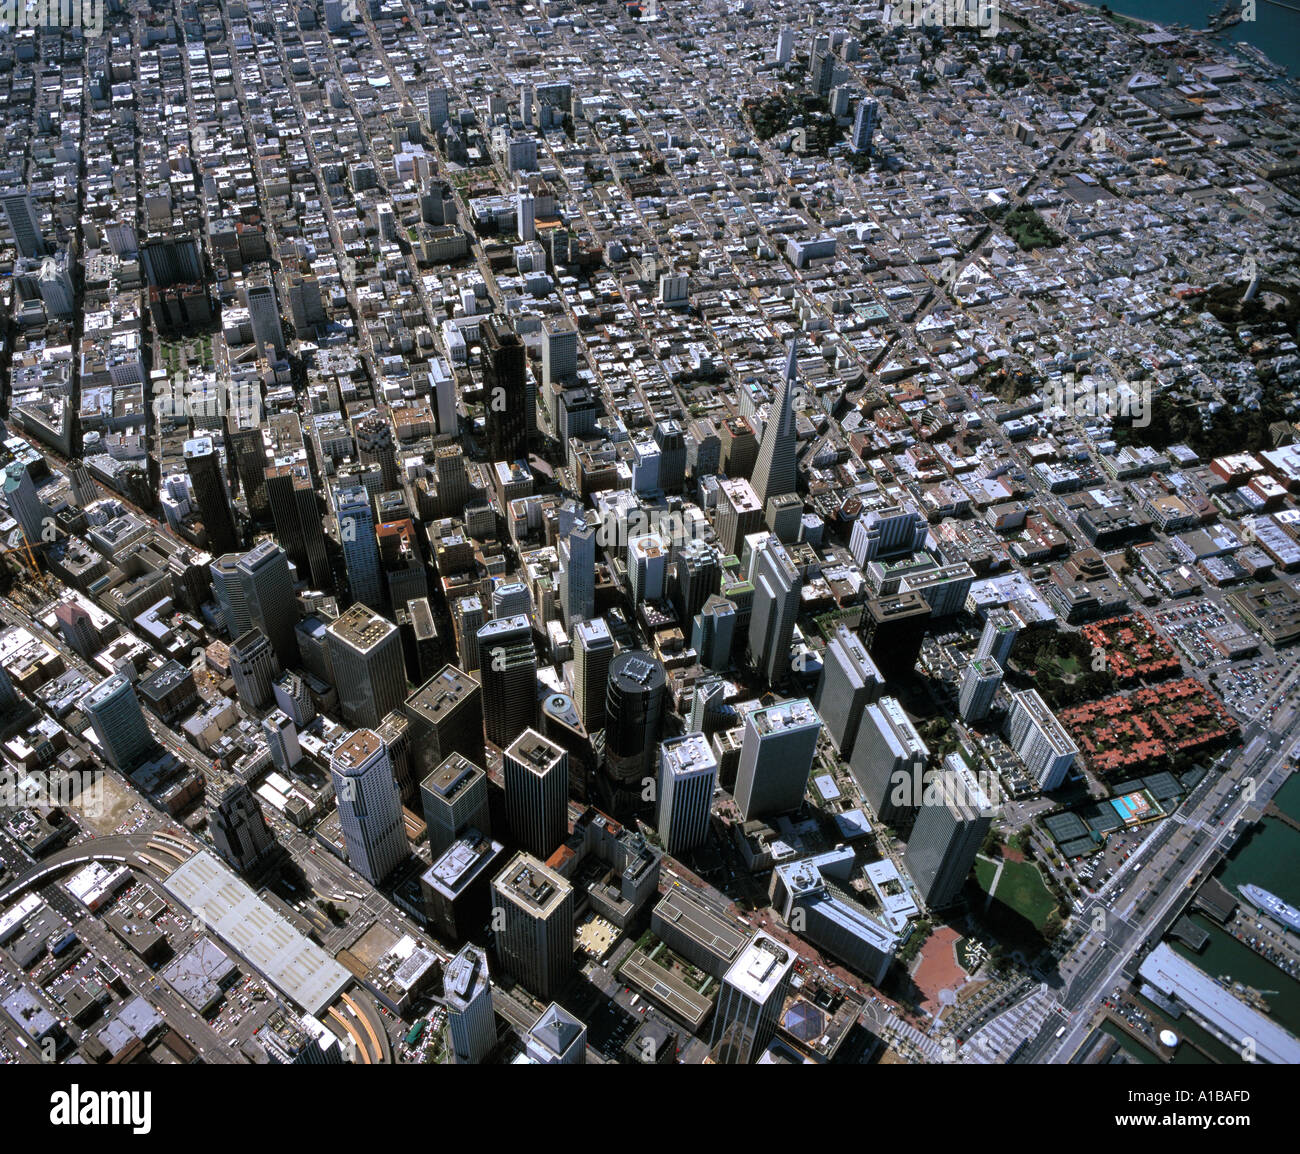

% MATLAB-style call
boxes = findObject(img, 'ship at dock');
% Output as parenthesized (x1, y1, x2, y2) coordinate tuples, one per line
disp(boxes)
(1238, 884, 1300, 934)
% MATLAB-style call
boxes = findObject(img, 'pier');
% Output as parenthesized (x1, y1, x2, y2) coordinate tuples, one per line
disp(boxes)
(1170, 916, 1210, 953)
(1263, 800, 1300, 835)
(1225, 906, 1300, 981)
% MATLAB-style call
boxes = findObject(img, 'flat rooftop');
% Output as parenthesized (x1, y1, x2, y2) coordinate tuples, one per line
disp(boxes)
(162, 851, 351, 1016)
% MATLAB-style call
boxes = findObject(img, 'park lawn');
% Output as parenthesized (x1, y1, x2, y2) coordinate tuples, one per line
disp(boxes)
(992, 859, 1058, 930)
(974, 855, 998, 892)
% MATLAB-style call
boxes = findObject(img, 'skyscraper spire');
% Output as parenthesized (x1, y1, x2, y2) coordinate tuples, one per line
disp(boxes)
(750, 338, 799, 508)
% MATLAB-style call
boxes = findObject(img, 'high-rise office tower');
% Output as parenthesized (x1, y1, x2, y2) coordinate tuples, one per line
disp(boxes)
(1, 190, 45, 258)
(734, 699, 820, 820)
(516, 185, 535, 242)
(377, 711, 416, 806)
(692, 595, 738, 672)
(750, 341, 800, 509)
(572, 618, 614, 732)
(265, 462, 330, 589)
(427, 85, 450, 128)
(814, 623, 884, 757)
(210, 782, 278, 875)
(688, 676, 731, 736)
(55, 601, 103, 661)
(247, 279, 286, 360)
(420, 752, 492, 859)
(672, 539, 722, 624)
(849, 503, 929, 567)
(228, 426, 270, 522)
(334, 483, 383, 610)
(809, 40, 836, 97)
(453, 596, 486, 672)
(628, 534, 668, 604)
(444, 944, 497, 1064)
(476, 614, 538, 750)
(850, 98, 878, 154)
(139, 234, 203, 286)
(851, 697, 930, 824)
(716, 477, 764, 557)
(329, 728, 409, 885)
(65, 458, 98, 509)
(229, 628, 280, 711)
(262, 711, 302, 771)
(558, 521, 596, 629)
(483, 317, 530, 463)
(904, 761, 996, 910)
(709, 932, 795, 1064)
(602, 650, 666, 814)
(958, 656, 1003, 723)
(775, 27, 795, 65)
(503, 729, 569, 861)
(542, 322, 578, 388)
(355, 410, 400, 493)
(525, 1003, 586, 1065)
(231, 540, 300, 669)
(657, 732, 718, 855)
(976, 608, 1023, 668)
(491, 852, 575, 1000)
(286, 271, 326, 337)
(82, 673, 153, 772)
(861, 591, 931, 680)
(490, 580, 531, 621)
(433, 444, 471, 516)
(404, 665, 485, 786)
(748, 539, 802, 687)
(184, 436, 239, 556)
(653, 420, 687, 494)
(327, 605, 408, 729)
(1006, 689, 1079, 790)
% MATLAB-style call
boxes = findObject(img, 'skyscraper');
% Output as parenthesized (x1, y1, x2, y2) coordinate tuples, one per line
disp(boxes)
(491, 851, 575, 1000)
(404, 665, 485, 787)
(601, 650, 666, 814)
(1006, 689, 1079, 790)
(958, 656, 1003, 723)
(334, 483, 383, 610)
(327, 605, 408, 729)
(329, 729, 409, 885)
(247, 279, 286, 360)
(184, 436, 239, 556)
(210, 782, 278, 876)
(734, 698, 821, 820)
(715, 477, 764, 559)
(657, 732, 718, 855)
(231, 540, 300, 669)
(476, 614, 538, 750)
(1, 190, 45, 258)
(976, 609, 1023, 668)
(355, 410, 400, 492)
(82, 673, 153, 772)
(557, 520, 595, 629)
(262, 711, 302, 771)
(54, 601, 103, 661)
(525, 1003, 586, 1065)
(653, 420, 687, 494)
(483, 316, 530, 463)
(420, 752, 492, 859)
(904, 761, 996, 910)
(709, 932, 795, 1064)
(542, 322, 578, 388)
(572, 618, 614, 731)
(229, 628, 280, 711)
(672, 539, 722, 624)
(228, 426, 270, 523)
(814, 623, 884, 757)
(503, 729, 569, 861)
(850, 98, 878, 155)
(748, 538, 802, 687)
(628, 533, 668, 604)
(265, 462, 330, 589)
(443, 944, 497, 1064)
(691, 595, 737, 672)
(749, 341, 800, 509)
(453, 596, 486, 672)
(850, 697, 930, 825)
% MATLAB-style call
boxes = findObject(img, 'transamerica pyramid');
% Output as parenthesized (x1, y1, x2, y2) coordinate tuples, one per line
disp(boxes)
(750, 338, 800, 508)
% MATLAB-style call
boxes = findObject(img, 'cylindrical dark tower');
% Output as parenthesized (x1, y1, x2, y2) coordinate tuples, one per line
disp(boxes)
(600, 650, 666, 817)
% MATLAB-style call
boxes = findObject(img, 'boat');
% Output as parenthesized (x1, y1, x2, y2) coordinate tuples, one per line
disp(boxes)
(1158, 1029, 1179, 1050)
(1238, 884, 1300, 934)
